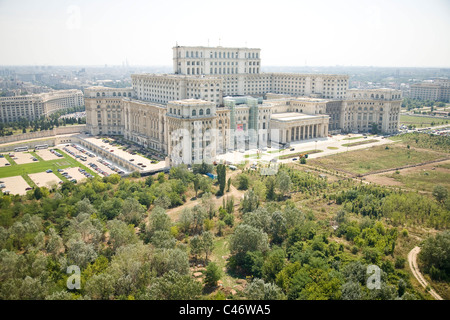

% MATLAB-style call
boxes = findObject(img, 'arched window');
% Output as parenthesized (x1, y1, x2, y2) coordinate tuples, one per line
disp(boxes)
(113, 92, 116, 96)
(192, 109, 196, 116)
(206, 108, 210, 115)
(96, 92, 100, 97)
(102, 92, 105, 97)
(375, 94, 379, 99)
(128, 93, 131, 97)
(118, 92, 121, 96)
(199, 109, 204, 115)
(380, 95, 384, 99)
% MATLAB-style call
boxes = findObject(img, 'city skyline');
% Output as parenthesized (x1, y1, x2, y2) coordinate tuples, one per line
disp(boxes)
(0, 0, 450, 68)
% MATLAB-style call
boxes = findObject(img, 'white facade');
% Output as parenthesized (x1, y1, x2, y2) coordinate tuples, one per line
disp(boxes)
(0, 89, 84, 123)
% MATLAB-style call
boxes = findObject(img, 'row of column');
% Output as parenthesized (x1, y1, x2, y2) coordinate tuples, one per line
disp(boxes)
(282, 123, 327, 143)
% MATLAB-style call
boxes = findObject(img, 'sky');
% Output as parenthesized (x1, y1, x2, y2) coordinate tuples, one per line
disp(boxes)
(0, 0, 449, 67)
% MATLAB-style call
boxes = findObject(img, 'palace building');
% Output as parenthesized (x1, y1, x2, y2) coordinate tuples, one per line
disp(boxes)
(85, 45, 402, 165)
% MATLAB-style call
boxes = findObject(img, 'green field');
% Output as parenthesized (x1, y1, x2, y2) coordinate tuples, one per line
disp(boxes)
(277, 149, 322, 160)
(341, 139, 379, 147)
(400, 114, 449, 127)
(0, 149, 97, 179)
(386, 168, 450, 193)
(342, 136, 364, 141)
(309, 144, 447, 175)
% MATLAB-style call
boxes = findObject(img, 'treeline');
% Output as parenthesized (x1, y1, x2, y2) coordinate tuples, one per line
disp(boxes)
(402, 98, 446, 111)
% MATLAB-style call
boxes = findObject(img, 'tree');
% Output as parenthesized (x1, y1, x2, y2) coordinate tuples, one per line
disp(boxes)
(241, 189, 260, 213)
(216, 164, 226, 196)
(245, 278, 285, 300)
(341, 281, 363, 300)
(66, 236, 98, 268)
(201, 231, 214, 263)
(419, 231, 450, 280)
(276, 171, 292, 198)
(147, 206, 171, 238)
(192, 174, 200, 198)
(432, 185, 448, 203)
(265, 176, 276, 201)
(107, 219, 138, 252)
(120, 197, 146, 226)
(145, 270, 202, 300)
(229, 224, 269, 263)
(262, 248, 285, 282)
(227, 177, 232, 192)
(189, 235, 203, 262)
(205, 262, 221, 287)
(238, 174, 249, 190)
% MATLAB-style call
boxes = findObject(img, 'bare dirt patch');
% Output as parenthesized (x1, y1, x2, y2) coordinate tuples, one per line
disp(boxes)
(11, 152, 36, 165)
(64, 167, 88, 182)
(29, 172, 61, 188)
(36, 149, 60, 161)
(1, 176, 31, 195)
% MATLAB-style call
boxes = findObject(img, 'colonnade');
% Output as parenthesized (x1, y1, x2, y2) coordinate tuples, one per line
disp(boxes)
(280, 123, 328, 143)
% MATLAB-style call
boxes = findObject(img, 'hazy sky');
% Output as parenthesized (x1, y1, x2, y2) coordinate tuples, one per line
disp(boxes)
(1, 0, 449, 67)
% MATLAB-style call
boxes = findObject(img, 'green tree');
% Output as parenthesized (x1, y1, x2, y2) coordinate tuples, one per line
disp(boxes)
(205, 262, 221, 287)
(216, 164, 226, 196)
(432, 185, 448, 203)
(145, 270, 202, 300)
(238, 174, 250, 190)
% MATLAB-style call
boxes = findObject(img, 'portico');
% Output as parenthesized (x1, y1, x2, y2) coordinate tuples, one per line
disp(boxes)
(269, 112, 329, 144)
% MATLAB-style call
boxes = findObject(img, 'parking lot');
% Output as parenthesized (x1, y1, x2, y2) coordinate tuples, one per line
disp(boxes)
(10, 151, 38, 165)
(29, 172, 61, 188)
(63, 167, 91, 182)
(82, 136, 167, 172)
(59, 143, 127, 177)
(0, 156, 10, 166)
(0, 176, 31, 195)
(36, 149, 61, 161)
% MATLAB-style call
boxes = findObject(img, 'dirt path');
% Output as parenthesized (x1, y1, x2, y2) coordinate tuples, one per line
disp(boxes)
(408, 246, 443, 300)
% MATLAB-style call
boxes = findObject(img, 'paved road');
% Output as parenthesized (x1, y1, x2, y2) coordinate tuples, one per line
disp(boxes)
(408, 246, 443, 300)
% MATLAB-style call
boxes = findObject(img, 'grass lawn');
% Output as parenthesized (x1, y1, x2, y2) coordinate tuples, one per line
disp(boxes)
(400, 115, 449, 127)
(267, 149, 285, 154)
(327, 146, 339, 150)
(209, 235, 243, 288)
(341, 139, 378, 147)
(309, 144, 447, 175)
(386, 168, 450, 193)
(277, 149, 322, 160)
(342, 136, 364, 140)
(0, 148, 97, 179)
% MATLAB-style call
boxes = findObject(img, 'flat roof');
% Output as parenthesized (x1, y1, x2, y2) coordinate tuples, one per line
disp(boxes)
(270, 112, 326, 122)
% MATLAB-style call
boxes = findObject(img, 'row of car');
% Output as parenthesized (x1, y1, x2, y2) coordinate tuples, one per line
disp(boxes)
(70, 144, 95, 158)
(87, 162, 110, 177)
(49, 149, 63, 157)
(97, 158, 124, 174)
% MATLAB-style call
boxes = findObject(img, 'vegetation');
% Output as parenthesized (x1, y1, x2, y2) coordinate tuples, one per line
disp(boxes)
(0, 143, 448, 300)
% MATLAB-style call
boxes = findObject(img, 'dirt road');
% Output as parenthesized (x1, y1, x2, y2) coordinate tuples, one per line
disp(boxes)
(408, 246, 443, 300)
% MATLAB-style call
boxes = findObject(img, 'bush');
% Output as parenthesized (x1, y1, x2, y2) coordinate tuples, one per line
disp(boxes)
(395, 257, 406, 269)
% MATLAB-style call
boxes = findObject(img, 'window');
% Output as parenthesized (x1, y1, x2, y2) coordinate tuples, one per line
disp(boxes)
(192, 109, 196, 116)
(199, 109, 204, 115)
(206, 108, 210, 115)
